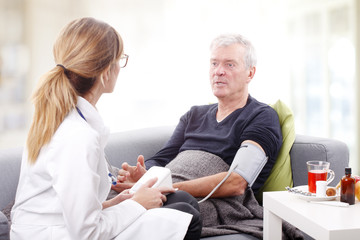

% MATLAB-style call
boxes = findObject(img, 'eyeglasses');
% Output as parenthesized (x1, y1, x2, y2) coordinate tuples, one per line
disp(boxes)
(120, 54, 129, 68)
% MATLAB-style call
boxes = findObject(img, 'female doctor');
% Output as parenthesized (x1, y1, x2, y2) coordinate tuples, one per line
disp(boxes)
(10, 17, 201, 240)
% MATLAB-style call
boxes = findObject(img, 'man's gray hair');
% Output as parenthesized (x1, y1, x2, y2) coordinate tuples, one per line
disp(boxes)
(210, 34, 257, 69)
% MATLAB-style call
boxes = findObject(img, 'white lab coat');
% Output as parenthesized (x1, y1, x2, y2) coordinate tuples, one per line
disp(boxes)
(10, 97, 191, 240)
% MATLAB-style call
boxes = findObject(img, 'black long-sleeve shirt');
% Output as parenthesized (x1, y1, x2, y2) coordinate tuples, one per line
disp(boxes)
(145, 95, 282, 193)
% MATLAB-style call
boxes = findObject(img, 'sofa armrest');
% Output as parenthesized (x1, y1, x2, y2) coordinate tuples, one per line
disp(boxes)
(105, 126, 175, 168)
(0, 210, 9, 240)
(290, 134, 349, 187)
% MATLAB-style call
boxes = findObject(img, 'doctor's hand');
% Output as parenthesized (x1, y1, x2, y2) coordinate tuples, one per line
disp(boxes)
(131, 178, 167, 210)
(111, 181, 134, 193)
(117, 155, 147, 183)
(102, 189, 134, 210)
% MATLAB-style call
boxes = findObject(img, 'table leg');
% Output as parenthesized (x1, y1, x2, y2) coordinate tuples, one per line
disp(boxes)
(264, 208, 282, 239)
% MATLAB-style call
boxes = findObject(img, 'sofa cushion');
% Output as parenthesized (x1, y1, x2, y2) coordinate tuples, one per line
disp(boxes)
(1, 201, 13, 224)
(0, 211, 9, 240)
(255, 100, 295, 203)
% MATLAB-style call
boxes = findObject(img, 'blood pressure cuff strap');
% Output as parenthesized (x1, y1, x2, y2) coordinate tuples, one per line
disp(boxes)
(232, 142, 268, 187)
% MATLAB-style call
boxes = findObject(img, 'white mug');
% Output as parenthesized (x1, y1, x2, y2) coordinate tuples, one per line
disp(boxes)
(316, 181, 327, 197)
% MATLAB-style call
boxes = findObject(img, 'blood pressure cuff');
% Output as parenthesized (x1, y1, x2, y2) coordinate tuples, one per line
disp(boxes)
(232, 142, 268, 187)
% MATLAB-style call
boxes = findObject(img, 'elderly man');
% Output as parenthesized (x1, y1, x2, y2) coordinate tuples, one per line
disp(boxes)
(114, 34, 285, 238)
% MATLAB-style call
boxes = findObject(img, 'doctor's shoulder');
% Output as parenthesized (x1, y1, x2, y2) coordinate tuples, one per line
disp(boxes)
(51, 113, 99, 149)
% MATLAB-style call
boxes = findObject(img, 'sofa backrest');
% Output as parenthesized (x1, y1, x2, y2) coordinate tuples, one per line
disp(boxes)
(105, 126, 175, 168)
(0, 147, 22, 210)
(290, 134, 349, 187)
(0, 125, 350, 210)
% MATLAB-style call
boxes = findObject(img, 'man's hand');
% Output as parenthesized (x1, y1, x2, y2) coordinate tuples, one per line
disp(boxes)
(111, 155, 147, 193)
(119, 155, 147, 182)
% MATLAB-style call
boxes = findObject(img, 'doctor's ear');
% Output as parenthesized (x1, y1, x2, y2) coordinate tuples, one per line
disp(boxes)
(101, 67, 111, 82)
(98, 67, 111, 88)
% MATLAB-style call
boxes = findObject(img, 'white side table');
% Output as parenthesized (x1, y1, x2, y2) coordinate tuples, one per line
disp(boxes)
(263, 191, 360, 240)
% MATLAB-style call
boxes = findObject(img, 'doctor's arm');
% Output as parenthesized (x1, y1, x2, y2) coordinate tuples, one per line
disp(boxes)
(48, 131, 147, 240)
(104, 178, 171, 210)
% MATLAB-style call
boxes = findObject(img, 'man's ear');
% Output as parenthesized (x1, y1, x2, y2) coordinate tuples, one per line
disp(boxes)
(247, 66, 256, 82)
(249, 66, 256, 78)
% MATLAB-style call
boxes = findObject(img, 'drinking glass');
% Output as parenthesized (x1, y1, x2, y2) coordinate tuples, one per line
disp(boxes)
(306, 161, 335, 193)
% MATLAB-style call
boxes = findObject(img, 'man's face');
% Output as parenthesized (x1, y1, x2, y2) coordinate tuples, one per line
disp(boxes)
(209, 44, 253, 101)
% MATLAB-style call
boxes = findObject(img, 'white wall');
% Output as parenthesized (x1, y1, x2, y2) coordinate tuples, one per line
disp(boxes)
(88, 0, 294, 132)
(1, 0, 358, 173)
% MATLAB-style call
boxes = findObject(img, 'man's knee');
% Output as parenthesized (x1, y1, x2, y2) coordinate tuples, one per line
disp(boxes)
(167, 190, 200, 210)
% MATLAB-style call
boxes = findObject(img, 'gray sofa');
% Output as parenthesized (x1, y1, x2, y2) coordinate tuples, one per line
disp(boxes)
(0, 125, 349, 240)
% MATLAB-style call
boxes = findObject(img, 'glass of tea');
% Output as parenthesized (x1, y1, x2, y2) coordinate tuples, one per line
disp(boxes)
(306, 161, 335, 193)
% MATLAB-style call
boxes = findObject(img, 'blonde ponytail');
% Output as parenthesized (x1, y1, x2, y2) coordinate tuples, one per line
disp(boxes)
(26, 18, 123, 164)
(27, 67, 77, 163)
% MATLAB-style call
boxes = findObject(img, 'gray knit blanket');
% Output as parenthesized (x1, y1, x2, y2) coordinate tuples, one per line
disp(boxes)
(166, 150, 304, 239)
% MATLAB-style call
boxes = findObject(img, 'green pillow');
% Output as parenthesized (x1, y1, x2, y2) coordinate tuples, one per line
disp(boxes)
(255, 100, 295, 204)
